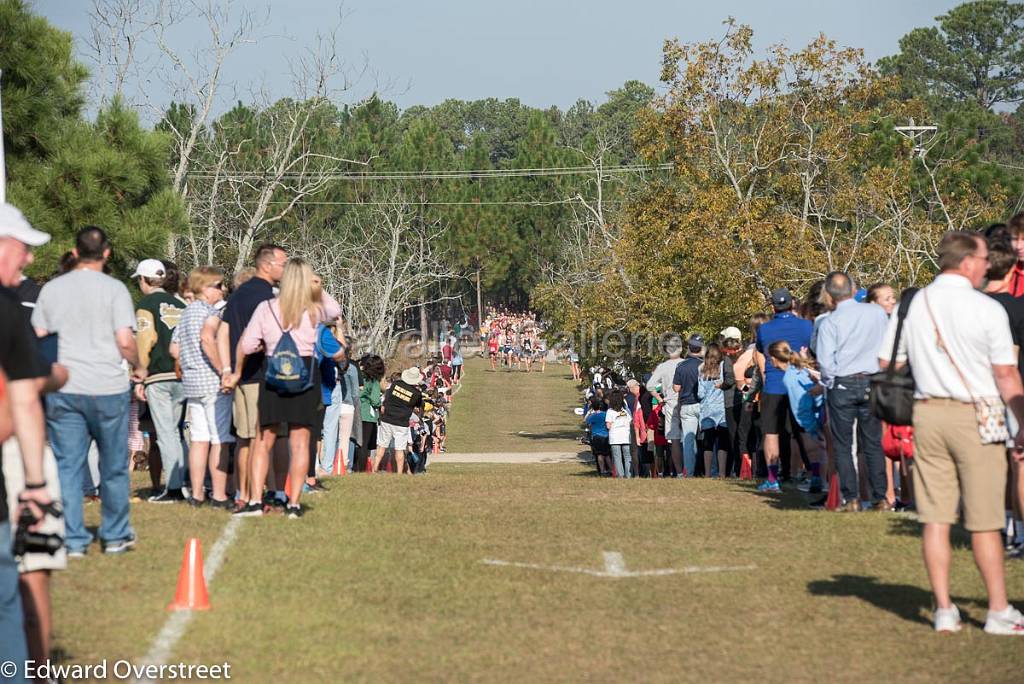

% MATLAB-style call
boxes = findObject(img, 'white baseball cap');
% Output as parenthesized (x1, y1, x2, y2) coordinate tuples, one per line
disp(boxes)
(131, 258, 166, 279)
(719, 326, 742, 341)
(0, 203, 50, 247)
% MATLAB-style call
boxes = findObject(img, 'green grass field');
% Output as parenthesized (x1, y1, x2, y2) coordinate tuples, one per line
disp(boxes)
(446, 356, 583, 453)
(50, 360, 1024, 682)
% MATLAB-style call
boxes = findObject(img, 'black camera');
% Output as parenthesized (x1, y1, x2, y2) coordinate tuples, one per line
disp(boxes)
(12, 501, 64, 557)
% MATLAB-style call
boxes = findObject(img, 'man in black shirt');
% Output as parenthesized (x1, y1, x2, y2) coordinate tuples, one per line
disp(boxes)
(374, 367, 424, 474)
(219, 244, 286, 505)
(672, 334, 705, 477)
(985, 233, 1024, 552)
(0, 203, 56, 679)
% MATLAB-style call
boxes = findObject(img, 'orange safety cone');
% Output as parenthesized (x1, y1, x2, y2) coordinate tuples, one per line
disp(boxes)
(365, 456, 373, 473)
(825, 473, 841, 511)
(167, 538, 210, 611)
(740, 453, 753, 480)
(332, 448, 348, 475)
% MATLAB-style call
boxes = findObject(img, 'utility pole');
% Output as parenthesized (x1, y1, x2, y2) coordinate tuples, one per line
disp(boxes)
(894, 118, 938, 158)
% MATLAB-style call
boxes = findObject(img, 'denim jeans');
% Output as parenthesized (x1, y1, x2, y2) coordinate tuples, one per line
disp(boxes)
(680, 403, 701, 477)
(827, 376, 886, 502)
(145, 381, 187, 490)
(0, 525, 28, 683)
(320, 388, 357, 473)
(46, 391, 134, 552)
(610, 443, 631, 478)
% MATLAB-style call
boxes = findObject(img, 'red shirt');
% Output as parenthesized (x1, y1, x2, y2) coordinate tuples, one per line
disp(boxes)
(1010, 263, 1024, 297)
(646, 404, 668, 446)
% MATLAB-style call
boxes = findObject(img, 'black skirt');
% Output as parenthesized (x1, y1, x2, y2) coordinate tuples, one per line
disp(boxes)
(258, 357, 322, 427)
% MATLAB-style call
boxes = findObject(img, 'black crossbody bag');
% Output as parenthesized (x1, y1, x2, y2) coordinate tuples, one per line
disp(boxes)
(869, 290, 917, 425)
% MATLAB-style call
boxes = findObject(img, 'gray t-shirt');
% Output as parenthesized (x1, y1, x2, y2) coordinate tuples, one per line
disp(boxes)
(646, 357, 683, 405)
(32, 269, 136, 396)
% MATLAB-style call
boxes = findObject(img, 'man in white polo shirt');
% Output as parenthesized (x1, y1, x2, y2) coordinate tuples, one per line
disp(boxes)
(879, 231, 1024, 635)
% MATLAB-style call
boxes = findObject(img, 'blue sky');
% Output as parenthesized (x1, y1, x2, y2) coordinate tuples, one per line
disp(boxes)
(35, 0, 961, 113)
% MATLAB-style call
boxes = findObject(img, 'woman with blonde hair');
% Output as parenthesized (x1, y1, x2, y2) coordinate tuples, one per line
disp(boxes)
(171, 266, 234, 507)
(767, 340, 826, 493)
(231, 258, 341, 518)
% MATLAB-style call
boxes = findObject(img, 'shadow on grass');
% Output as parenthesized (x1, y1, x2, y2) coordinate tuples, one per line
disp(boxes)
(727, 481, 810, 511)
(515, 429, 582, 441)
(807, 574, 988, 628)
(886, 516, 972, 550)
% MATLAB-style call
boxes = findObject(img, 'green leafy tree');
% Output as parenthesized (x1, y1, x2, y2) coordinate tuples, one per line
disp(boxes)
(1, 0, 186, 280)
(879, 0, 1024, 109)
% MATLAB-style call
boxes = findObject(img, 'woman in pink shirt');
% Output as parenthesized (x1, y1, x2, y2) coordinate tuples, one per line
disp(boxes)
(231, 258, 340, 518)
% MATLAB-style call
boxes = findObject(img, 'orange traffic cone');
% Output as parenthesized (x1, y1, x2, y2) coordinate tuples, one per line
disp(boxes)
(167, 538, 210, 611)
(365, 456, 373, 473)
(332, 448, 348, 475)
(825, 473, 841, 511)
(740, 453, 753, 480)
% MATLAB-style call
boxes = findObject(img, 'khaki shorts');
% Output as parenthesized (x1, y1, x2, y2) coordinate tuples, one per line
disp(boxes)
(913, 399, 1007, 532)
(233, 383, 261, 440)
(377, 421, 411, 450)
(3, 439, 67, 573)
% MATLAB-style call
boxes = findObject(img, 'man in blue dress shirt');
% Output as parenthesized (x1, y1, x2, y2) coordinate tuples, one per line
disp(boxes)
(815, 271, 891, 511)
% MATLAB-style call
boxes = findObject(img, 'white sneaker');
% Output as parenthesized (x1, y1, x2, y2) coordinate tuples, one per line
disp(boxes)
(934, 605, 962, 633)
(984, 605, 1024, 635)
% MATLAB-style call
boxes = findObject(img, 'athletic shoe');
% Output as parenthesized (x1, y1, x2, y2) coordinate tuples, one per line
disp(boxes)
(756, 480, 780, 493)
(102, 534, 137, 555)
(286, 505, 304, 519)
(837, 499, 862, 513)
(302, 483, 319, 494)
(934, 605, 962, 633)
(1007, 543, 1024, 560)
(984, 605, 1024, 635)
(208, 497, 234, 511)
(871, 500, 895, 512)
(807, 476, 823, 494)
(147, 487, 185, 504)
(66, 548, 88, 559)
(232, 502, 264, 517)
(187, 496, 205, 508)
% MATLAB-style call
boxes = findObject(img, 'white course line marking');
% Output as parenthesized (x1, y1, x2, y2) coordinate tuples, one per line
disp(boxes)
(135, 516, 243, 683)
(482, 550, 756, 578)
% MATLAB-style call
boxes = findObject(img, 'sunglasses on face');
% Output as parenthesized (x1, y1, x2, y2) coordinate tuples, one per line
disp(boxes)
(207, 282, 224, 290)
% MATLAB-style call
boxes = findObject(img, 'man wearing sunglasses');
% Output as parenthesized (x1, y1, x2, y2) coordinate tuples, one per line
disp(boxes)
(133, 258, 187, 504)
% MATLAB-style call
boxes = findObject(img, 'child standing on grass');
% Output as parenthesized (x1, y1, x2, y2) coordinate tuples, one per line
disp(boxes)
(605, 390, 633, 478)
(768, 340, 826, 493)
(585, 397, 610, 475)
(647, 397, 670, 477)
(697, 344, 731, 478)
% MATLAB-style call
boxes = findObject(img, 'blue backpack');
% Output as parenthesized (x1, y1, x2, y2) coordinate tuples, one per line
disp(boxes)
(266, 307, 314, 394)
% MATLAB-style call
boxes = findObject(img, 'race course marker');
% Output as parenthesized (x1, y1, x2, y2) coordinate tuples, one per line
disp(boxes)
(134, 516, 243, 683)
(481, 550, 756, 578)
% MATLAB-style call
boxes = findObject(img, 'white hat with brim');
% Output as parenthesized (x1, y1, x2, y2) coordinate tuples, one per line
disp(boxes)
(719, 326, 742, 341)
(131, 258, 166, 279)
(401, 367, 424, 385)
(0, 204, 50, 247)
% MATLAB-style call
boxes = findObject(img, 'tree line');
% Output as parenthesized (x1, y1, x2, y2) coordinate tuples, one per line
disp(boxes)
(3, 0, 1024, 359)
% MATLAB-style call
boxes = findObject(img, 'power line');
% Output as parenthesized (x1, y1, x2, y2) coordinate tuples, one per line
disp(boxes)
(182, 163, 674, 181)
(262, 198, 628, 207)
